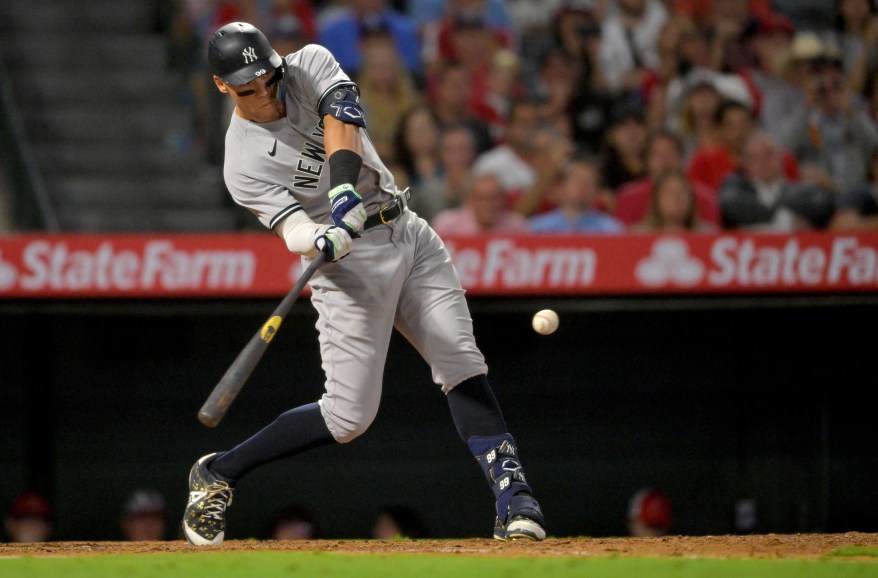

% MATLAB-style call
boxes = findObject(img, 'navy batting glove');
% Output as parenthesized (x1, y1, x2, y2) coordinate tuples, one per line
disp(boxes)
(328, 184, 366, 238)
(314, 226, 353, 262)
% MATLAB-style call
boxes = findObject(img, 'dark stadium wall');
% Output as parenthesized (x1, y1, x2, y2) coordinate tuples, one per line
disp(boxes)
(1, 300, 876, 541)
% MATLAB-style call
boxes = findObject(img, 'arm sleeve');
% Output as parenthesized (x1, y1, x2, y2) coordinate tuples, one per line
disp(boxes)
(278, 209, 330, 257)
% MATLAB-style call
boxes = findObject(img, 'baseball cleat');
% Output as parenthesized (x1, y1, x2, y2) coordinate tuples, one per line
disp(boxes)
(182, 453, 234, 546)
(494, 515, 546, 542)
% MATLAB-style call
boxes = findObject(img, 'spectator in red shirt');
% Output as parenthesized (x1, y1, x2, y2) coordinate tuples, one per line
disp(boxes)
(687, 98, 799, 193)
(617, 129, 720, 226)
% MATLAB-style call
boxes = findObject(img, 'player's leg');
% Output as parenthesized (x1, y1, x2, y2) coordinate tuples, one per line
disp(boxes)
(393, 214, 546, 540)
(182, 403, 332, 546)
(184, 237, 406, 545)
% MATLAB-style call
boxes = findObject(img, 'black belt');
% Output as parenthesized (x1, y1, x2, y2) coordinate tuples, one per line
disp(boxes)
(363, 189, 410, 230)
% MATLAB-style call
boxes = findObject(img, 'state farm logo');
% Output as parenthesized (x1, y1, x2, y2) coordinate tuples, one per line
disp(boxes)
(0, 240, 256, 293)
(635, 237, 704, 287)
(0, 250, 17, 290)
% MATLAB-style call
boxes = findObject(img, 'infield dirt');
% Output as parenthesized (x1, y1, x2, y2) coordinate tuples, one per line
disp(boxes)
(1, 533, 877, 559)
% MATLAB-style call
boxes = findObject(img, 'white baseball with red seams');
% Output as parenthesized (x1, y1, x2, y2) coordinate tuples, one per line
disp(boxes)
(532, 309, 559, 335)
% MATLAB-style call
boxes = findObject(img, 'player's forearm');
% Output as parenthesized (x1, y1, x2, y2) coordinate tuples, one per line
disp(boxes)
(323, 115, 363, 159)
(279, 210, 329, 257)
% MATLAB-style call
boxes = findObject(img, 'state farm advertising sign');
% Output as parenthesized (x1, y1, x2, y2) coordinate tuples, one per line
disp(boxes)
(0, 232, 877, 298)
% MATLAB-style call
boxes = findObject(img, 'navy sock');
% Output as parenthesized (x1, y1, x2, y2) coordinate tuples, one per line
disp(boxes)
(446, 374, 507, 442)
(209, 402, 334, 482)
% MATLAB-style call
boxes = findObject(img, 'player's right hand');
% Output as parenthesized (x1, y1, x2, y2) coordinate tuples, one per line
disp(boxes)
(314, 226, 353, 262)
(328, 184, 366, 237)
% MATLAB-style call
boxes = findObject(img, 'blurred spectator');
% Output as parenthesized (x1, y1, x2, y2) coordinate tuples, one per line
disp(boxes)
(738, 13, 795, 137)
(630, 170, 718, 232)
(639, 14, 699, 135)
(393, 105, 442, 189)
(616, 129, 720, 227)
(764, 0, 834, 35)
(269, 505, 319, 540)
(688, 98, 799, 193)
(823, 0, 878, 96)
(411, 0, 515, 69)
(627, 487, 672, 537)
(428, 61, 493, 154)
(471, 48, 524, 144)
(529, 156, 624, 233)
(738, 13, 795, 118)
(372, 505, 430, 539)
(699, 0, 762, 73)
(673, 0, 772, 30)
(532, 47, 582, 140)
(318, 0, 422, 78)
(426, 0, 513, 75)
(4, 492, 52, 543)
(598, 0, 669, 95)
(431, 173, 529, 235)
(666, 67, 753, 160)
(599, 103, 648, 197)
(413, 122, 481, 220)
(719, 131, 834, 231)
(548, 4, 618, 153)
(267, 1, 319, 56)
(120, 489, 168, 541)
(471, 99, 544, 204)
(780, 51, 878, 194)
(830, 149, 878, 231)
(356, 39, 423, 159)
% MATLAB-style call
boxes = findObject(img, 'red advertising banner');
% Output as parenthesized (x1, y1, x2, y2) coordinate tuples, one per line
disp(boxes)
(1, 232, 877, 298)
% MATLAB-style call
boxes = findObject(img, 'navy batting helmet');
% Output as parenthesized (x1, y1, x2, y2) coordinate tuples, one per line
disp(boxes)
(208, 22, 283, 85)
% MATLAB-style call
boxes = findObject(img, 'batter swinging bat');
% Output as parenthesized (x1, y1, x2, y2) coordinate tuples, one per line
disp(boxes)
(198, 252, 327, 427)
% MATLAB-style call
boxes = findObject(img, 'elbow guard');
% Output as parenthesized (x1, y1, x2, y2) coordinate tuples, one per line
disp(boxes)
(318, 83, 366, 128)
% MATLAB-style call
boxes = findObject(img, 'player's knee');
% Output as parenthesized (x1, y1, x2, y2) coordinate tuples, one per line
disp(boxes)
(319, 399, 378, 443)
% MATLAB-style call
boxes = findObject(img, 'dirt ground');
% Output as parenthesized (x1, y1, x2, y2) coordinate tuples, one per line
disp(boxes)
(2, 533, 877, 559)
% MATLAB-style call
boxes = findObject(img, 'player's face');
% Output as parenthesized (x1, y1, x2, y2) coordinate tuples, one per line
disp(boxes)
(214, 67, 285, 123)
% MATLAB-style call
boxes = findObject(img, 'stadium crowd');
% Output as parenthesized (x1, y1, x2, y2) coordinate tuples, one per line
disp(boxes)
(161, 0, 878, 234)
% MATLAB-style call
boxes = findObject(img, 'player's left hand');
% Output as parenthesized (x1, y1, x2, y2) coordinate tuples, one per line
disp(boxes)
(328, 184, 366, 237)
(314, 226, 353, 262)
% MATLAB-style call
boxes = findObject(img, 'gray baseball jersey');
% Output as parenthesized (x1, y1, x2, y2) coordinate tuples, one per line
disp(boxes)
(220, 44, 487, 442)
(223, 45, 397, 231)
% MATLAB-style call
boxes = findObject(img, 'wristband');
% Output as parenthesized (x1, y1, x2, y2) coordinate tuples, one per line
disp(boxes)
(329, 149, 363, 188)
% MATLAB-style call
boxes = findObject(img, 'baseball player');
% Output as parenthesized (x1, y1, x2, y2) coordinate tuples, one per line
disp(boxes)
(182, 22, 545, 545)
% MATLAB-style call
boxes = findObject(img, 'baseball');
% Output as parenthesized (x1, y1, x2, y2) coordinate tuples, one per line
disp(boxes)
(532, 309, 559, 335)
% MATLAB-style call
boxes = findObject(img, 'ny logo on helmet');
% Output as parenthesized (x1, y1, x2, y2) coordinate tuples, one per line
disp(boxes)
(242, 47, 257, 64)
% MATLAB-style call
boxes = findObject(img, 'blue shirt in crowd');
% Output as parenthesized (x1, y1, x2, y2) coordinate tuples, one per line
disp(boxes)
(528, 210, 625, 233)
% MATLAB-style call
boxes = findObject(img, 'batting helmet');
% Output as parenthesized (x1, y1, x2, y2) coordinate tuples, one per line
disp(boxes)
(208, 22, 283, 86)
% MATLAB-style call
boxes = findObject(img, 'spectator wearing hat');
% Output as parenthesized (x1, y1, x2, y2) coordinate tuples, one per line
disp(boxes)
(120, 489, 168, 541)
(627, 487, 673, 537)
(763, 31, 828, 138)
(666, 67, 753, 160)
(779, 51, 878, 194)
(738, 13, 795, 118)
(4, 492, 52, 543)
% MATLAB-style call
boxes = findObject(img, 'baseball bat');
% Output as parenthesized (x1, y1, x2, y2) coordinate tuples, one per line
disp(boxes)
(198, 252, 326, 427)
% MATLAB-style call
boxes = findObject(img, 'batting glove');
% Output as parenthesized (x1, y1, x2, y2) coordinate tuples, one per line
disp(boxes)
(314, 226, 353, 262)
(328, 184, 366, 237)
